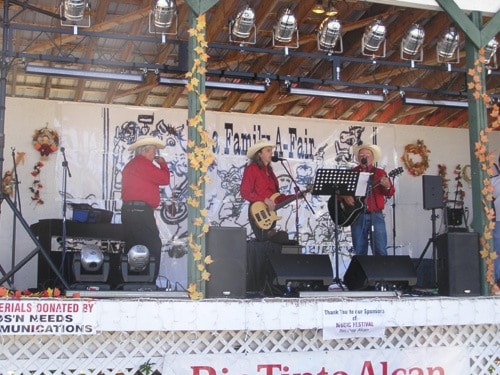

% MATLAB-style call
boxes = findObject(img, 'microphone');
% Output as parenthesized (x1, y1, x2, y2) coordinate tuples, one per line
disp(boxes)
(271, 155, 286, 162)
(361, 157, 368, 165)
(60, 147, 65, 153)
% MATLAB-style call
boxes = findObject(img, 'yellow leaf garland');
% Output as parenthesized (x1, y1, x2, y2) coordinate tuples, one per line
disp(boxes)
(185, 13, 216, 300)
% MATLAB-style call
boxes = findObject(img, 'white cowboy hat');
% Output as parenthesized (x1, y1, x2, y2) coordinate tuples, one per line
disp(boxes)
(128, 135, 166, 151)
(353, 144, 382, 163)
(246, 139, 275, 159)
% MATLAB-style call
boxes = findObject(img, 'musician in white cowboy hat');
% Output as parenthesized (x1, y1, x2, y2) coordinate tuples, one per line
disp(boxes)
(240, 139, 299, 294)
(336, 143, 394, 259)
(240, 139, 298, 243)
(121, 135, 170, 285)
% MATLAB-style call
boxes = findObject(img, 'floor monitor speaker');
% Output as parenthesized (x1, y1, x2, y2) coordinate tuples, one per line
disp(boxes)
(344, 255, 417, 291)
(267, 254, 333, 286)
(436, 232, 480, 296)
(206, 226, 247, 298)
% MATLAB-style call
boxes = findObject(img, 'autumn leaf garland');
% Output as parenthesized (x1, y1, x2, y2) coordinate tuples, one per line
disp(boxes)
(185, 13, 216, 300)
(469, 48, 500, 289)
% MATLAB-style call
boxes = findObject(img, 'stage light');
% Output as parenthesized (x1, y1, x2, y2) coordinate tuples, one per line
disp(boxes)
(325, 1, 338, 17)
(401, 24, 425, 61)
(273, 8, 299, 47)
(127, 245, 150, 272)
(484, 37, 498, 69)
(317, 17, 343, 54)
(62, 0, 86, 21)
(437, 27, 460, 63)
(362, 20, 386, 58)
(120, 245, 157, 290)
(312, 0, 325, 14)
(289, 87, 385, 102)
(72, 244, 110, 288)
(80, 244, 104, 272)
(157, 76, 267, 92)
(25, 65, 145, 83)
(403, 96, 468, 108)
(152, 0, 177, 29)
(229, 5, 256, 44)
(60, 0, 90, 30)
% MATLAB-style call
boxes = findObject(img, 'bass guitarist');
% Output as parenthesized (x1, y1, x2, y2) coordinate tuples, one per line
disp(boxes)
(240, 139, 297, 244)
(339, 144, 394, 256)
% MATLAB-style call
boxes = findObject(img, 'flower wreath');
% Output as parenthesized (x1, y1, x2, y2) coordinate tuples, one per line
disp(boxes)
(402, 139, 430, 176)
(32, 127, 59, 157)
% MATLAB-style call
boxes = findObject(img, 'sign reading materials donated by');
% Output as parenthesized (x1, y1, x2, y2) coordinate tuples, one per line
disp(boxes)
(0, 300, 97, 335)
(163, 347, 468, 374)
(322, 301, 387, 339)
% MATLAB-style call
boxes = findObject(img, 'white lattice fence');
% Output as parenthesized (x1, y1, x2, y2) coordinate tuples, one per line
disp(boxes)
(1, 324, 499, 374)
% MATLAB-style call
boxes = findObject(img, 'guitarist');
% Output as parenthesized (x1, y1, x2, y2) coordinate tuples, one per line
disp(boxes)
(240, 139, 297, 244)
(339, 144, 394, 256)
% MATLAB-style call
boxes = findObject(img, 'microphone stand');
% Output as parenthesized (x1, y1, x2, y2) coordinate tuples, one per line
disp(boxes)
(60, 147, 72, 278)
(390, 174, 397, 255)
(279, 159, 315, 242)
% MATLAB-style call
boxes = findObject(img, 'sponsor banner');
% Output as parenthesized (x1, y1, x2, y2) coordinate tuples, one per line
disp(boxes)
(0, 300, 97, 335)
(323, 301, 387, 339)
(162, 346, 468, 374)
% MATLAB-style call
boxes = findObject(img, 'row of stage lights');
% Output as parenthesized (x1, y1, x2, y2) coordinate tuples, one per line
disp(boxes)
(60, 1, 498, 68)
(229, 4, 498, 68)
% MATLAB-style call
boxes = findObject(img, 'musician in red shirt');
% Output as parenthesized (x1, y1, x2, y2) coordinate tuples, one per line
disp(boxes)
(340, 144, 394, 256)
(240, 139, 295, 244)
(121, 135, 170, 283)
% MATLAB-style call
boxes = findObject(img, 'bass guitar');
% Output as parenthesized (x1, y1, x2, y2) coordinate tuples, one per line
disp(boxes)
(249, 186, 312, 230)
(328, 167, 403, 227)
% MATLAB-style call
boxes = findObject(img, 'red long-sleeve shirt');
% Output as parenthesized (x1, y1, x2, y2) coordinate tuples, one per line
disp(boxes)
(121, 154, 170, 208)
(353, 165, 394, 212)
(240, 163, 291, 204)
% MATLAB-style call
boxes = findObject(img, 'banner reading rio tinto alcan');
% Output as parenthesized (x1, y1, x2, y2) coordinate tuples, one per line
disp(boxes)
(163, 347, 467, 375)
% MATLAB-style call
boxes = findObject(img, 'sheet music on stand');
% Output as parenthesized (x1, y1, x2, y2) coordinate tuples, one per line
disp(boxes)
(312, 168, 370, 196)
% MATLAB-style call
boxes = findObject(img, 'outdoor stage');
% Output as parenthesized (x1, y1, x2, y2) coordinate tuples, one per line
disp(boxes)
(1, 292, 499, 374)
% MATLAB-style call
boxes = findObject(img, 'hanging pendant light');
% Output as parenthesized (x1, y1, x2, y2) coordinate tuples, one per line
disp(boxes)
(325, 0, 338, 17)
(312, 0, 325, 14)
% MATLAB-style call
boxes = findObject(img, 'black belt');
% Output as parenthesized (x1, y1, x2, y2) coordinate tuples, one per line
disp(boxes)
(365, 210, 382, 214)
(123, 201, 148, 207)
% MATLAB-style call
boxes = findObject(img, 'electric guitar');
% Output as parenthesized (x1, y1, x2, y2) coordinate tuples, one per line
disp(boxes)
(249, 186, 312, 230)
(328, 167, 403, 227)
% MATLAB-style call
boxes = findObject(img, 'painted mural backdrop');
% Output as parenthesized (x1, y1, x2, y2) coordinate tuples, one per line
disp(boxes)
(65, 108, 392, 288)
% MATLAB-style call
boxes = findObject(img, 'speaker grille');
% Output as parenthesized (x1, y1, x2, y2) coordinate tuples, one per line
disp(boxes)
(206, 226, 247, 298)
(436, 232, 480, 297)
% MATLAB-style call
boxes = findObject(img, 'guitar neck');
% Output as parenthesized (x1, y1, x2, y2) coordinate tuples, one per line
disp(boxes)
(275, 195, 297, 210)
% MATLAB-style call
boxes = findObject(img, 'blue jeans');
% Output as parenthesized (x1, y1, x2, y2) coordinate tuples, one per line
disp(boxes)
(351, 211, 388, 256)
(494, 221, 500, 283)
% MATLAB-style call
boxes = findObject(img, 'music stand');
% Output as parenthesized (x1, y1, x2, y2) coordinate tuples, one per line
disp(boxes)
(312, 169, 368, 289)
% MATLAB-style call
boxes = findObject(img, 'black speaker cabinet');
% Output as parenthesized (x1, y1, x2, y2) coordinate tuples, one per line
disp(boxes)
(267, 254, 333, 286)
(344, 255, 417, 291)
(206, 226, 247, 298)
(436, 232, 480, 296)
(422, 175, 444, 210)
